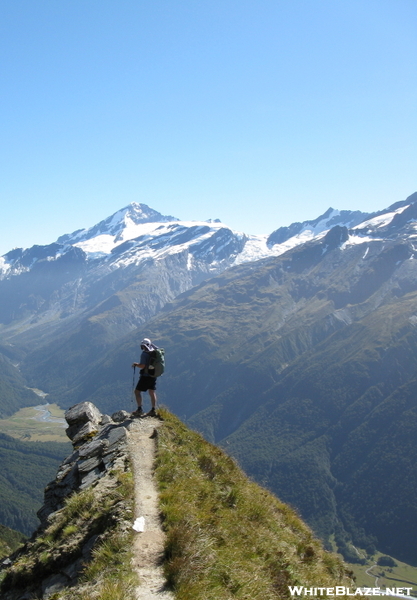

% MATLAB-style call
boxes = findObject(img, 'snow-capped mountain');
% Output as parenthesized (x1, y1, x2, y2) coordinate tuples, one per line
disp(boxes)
(267, 207, 370, 249)
(0, 193, 415, 355)
(56, 202, 179, 248)
(0, 201, 372, 280)
(352, 191, 417, 238)
(0, 203, 254, 352)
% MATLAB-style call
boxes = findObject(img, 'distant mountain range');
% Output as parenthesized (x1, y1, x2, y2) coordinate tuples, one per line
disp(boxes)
(0, 199, 370, 408)
(1, 191, 416, 565)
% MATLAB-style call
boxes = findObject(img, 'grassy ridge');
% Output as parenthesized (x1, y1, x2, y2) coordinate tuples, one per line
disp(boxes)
(155, 408, 353, 600)
(1, 410, 359, 600)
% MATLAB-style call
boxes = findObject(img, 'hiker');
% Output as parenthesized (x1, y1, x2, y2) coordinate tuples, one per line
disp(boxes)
(131, 338, 158, 417)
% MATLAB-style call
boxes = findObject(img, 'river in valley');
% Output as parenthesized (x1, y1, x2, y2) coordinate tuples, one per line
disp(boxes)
(29, 389, 66, 427)
(32, 404, 66, 426)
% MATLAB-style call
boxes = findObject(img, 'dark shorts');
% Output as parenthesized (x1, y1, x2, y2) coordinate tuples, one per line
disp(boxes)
(136, 375, 157, 392)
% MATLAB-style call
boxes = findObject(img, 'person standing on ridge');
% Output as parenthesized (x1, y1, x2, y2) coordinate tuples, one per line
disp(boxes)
(131, 338, 158, 417)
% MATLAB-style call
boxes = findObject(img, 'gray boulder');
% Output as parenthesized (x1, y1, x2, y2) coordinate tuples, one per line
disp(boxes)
(65, 402, 102, 443)
(111, 410, 130, 423)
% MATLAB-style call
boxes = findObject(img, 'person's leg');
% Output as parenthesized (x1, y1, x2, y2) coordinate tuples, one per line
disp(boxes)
(148, 389, 157, 409)
(134, 388, 143, 409)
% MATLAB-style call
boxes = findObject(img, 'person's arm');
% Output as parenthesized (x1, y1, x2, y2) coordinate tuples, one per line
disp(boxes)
(132, 351, 149, 369)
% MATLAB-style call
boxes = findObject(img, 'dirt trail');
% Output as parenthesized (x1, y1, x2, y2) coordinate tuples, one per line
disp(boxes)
(128, 416, 174, 600)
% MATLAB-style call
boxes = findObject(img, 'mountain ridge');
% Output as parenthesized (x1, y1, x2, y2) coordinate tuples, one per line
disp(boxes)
(0, 198, 375, 406)
(56, 201, 179, 247)
(49, 193, 417, 563)
(1, 191, 417, 566)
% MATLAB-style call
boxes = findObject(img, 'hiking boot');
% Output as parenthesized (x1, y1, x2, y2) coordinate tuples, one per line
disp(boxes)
(147, 408, 156, 417)
(131, 407, 143, 417)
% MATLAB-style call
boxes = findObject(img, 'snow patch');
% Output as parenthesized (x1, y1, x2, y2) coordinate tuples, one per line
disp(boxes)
(235, 227, 332, 265)
(308, 209, 341, 234)
(353, 204, 410, 231)
(74, 234, 118, 257)
(106, 220, 233, 270)
(279, 229, 327, 253)
(0, 256, 9, 274)
(341, 234, 380, 249)
(234, 235, 272, 264)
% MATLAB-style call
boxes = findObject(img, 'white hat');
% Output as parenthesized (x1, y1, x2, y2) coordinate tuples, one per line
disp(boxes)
(140, 338, 153, 350)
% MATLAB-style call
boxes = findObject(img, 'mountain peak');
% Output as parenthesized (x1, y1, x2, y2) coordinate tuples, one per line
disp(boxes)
(122, 202, 178, 225)
(405, 191, 417, 204)
(56, 202, 178, 246)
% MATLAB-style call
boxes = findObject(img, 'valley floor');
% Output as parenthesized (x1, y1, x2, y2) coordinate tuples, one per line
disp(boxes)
(0, 403, 68, 443)
(347, 558, 417, 592)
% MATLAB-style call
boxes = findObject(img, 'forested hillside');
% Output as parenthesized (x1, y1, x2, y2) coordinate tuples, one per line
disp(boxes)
(0, 348, 38, 418)
(0, 434, 70, 535)
(0, 525, 25, 560)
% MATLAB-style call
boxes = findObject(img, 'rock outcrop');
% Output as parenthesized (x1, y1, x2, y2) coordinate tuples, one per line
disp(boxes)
(37, 402, 130, 527)
(0, 402, 135, 600)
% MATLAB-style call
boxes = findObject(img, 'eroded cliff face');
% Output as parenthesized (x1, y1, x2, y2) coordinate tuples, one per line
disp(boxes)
(0, 402, 135, 600)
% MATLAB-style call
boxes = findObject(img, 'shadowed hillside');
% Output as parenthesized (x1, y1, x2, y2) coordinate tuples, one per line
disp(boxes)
(0, 347, 39, 419)
(0, 435, 70, 535)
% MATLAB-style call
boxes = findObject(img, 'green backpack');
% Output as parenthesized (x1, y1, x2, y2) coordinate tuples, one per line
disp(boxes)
(147, 348, 165, 377)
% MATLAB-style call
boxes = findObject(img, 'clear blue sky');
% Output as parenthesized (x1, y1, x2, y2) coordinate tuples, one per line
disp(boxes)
(0, 0, 416, 255)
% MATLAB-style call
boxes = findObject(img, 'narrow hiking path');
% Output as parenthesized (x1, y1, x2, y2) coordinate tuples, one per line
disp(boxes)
(365, 563, 379, 587)
(128, 416, 175, 600)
